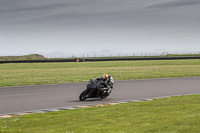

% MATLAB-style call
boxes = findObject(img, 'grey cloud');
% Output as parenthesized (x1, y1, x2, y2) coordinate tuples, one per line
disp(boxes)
(146, 0, 200, 9)
(1, 0, 200, 55)
(0, 0, 143, 29)
(0, 0, 84, 29)
(0, 0, 200, 33)
(0, 0, 83, 13)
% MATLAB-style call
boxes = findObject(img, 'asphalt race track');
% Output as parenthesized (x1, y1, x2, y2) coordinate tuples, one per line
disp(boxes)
(0, 77, 200, 115)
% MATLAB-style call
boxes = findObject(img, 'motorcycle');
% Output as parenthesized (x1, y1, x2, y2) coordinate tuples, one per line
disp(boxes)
(79, 79, 112, 101)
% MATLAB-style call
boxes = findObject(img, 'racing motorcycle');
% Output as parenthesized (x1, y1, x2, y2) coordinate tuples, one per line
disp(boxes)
(79, 79, 112, 101)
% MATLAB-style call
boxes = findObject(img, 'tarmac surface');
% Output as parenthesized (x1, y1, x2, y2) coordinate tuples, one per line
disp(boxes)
(0, 77, 200, 115)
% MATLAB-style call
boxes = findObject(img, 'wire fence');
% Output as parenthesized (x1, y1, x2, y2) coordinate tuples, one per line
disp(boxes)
(45, 52, 200, 59)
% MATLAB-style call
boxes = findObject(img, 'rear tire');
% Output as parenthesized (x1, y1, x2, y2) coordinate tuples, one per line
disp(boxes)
(79, 90, 90, 101)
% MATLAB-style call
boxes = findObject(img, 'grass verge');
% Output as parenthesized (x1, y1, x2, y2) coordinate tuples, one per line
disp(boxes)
(0, 59, 200, 87)
(0, 95, 200, 132)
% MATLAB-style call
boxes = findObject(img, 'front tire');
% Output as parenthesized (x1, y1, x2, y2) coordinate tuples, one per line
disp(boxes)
(79, 90, 90, 101)
(100, 95, 108, 99)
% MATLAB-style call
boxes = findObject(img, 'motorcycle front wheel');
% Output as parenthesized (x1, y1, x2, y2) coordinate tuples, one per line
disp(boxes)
(79, 90, 90, 101)
(100, 94, 109, 99)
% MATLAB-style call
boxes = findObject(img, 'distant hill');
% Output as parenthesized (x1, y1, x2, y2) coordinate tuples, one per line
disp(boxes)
(0, 54, 46, 61)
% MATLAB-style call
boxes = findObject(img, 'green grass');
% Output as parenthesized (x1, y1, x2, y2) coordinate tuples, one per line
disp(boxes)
(1, 95, 200, 133)
(1, 59, 200, 87)
(1, 60, 200, 132)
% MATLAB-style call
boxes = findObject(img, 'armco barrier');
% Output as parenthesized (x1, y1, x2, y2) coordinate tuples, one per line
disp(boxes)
(0, 56, 200, 63)
(82, 56, 200, 62)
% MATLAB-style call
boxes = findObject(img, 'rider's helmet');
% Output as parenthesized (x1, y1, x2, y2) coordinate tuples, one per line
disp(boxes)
(102, 74, 108, 80)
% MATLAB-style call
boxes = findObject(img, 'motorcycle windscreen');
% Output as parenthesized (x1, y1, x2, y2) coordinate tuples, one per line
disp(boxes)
(87, 80, 100, 90)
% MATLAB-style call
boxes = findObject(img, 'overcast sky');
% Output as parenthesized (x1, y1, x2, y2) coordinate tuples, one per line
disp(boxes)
(1, 0, 200, 56)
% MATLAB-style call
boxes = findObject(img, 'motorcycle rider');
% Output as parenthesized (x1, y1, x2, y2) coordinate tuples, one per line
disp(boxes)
(94, 74, 114, 96)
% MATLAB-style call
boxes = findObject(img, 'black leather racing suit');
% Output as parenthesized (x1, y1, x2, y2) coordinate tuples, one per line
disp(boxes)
(93, 76, 114, 97)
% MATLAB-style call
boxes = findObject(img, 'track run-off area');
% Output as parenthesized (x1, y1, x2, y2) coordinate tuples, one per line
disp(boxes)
(0, 77, 200, 115)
